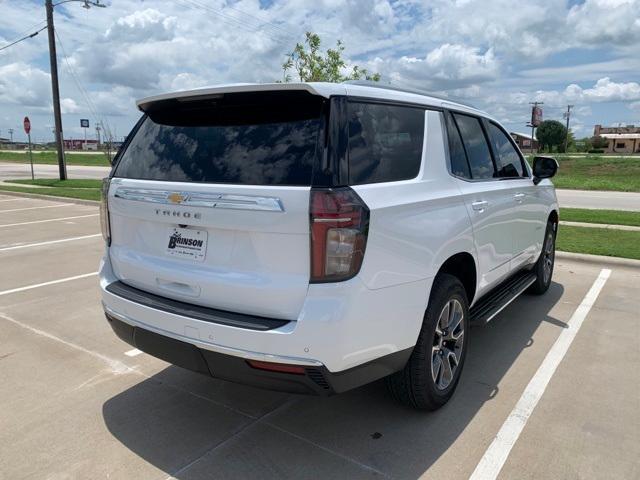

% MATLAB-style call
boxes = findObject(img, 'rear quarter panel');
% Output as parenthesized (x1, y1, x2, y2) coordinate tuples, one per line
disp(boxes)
(353, 110, 476, 291)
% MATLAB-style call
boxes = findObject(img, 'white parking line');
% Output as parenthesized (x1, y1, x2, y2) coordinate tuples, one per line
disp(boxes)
(0, 214, 99, 228)
(0, 272, 98, 297)
(0, 312, 132, 375)
(0, 204, 72, 213)
(124, 348, 143, 357)
(0, 234, 101, 252)
(0, 197, 34, 203)
(469, 268, 612, 480)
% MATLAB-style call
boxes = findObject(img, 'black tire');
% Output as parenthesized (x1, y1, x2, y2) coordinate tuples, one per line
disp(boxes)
(386, 273, 469, 410)
(528, 220, 557, 295)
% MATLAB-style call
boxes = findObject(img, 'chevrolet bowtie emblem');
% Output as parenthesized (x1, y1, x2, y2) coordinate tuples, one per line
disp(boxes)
(167, 192, 186, 204)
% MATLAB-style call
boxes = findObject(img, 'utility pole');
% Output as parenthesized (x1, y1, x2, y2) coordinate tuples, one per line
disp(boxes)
(44, 0, 106, 180)
(45, 0, 67, 180)
(563, 105, 573, 153)
(96, 123, 101, 146)
(8, 128, 14, 144)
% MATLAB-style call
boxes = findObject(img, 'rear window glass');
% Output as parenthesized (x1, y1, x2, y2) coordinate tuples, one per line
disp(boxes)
(114, 92, 324, 186)
(347, 102, 425, 184)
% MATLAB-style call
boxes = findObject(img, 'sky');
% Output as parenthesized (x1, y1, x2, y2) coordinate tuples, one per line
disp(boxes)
(1, 0, 639, 144)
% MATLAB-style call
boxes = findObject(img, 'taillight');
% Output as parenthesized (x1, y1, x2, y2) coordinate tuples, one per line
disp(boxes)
(100, 178, 111, 245)
(310, 187, 369, 282)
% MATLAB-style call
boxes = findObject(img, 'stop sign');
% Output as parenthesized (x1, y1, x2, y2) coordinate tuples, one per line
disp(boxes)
(23, 116, 31, 135)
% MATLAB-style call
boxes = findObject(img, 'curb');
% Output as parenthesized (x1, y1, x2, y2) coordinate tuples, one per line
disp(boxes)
(559, 220, 640, 232)
(0, 189, 99, 207)
(556, 251, 640, 268)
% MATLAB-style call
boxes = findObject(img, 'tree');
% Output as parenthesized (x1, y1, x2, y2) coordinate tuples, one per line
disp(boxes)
(536, 120, 567, 152)
(574, 136, 592, 152)
(557, 130, 575, 153)
(281, 32, 380, 83)
(590, 135, 609, 149)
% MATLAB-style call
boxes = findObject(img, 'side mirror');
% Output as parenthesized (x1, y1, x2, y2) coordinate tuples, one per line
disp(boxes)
(532, 156, 558, 184)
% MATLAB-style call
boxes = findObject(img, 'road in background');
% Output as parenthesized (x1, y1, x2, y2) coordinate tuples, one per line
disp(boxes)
(556, 189, 640, 211)
(1, 162, 640, 211)
(1, 150, 106, 155)
(0, 162, 110, 180)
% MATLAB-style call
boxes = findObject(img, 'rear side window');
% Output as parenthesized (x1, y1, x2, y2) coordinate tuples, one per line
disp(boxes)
(114, 92, 324, 186)
(347, 102, 425, 184)
(445, 112, 471, 179)
(453, 113, 495, 180)
(488, 122, 525, 178)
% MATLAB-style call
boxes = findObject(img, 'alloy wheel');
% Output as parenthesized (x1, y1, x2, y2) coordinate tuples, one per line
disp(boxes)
(431, 299, 465, 390)
(543, 230, 555, 285)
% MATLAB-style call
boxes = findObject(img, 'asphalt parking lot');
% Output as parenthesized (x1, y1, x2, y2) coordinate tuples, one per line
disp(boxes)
(1, 193, 639, 480)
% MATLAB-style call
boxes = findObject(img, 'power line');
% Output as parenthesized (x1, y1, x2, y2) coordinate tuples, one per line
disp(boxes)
(4, 20, 47, 42)
(0, 25, 47, 52)
(177, 0, 297, 47)
(54, 29, 114, 142)
(220, 2, 298, 39)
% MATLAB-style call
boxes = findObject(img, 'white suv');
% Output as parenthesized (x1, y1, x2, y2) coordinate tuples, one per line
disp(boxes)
(99, 82, 559, 410)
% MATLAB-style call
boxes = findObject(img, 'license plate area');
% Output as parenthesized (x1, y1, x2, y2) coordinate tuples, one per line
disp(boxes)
(166, 226, 207, 262)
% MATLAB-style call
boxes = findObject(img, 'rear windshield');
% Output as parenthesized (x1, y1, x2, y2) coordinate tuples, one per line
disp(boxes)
(114, 91, 325, 186)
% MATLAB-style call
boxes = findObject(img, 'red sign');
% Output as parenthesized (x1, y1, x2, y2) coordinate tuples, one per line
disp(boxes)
(531, 106, 543, 127)
(23, 116, 31, 135)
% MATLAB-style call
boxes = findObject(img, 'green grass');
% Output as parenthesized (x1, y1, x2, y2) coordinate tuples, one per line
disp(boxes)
(561, 208, 640, 227)
(533, 155, 640, 192)
(7, 179, 103, 189)
(557, 225, 640, 260)
(0, 185, 100, 201)
(0, 151, 111, 167)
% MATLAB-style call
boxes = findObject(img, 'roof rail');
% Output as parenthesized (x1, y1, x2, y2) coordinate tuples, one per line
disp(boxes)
(342, 80, 477, 109)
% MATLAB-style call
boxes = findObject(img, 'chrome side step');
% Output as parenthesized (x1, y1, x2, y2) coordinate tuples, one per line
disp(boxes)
(470, 270, 537, 325)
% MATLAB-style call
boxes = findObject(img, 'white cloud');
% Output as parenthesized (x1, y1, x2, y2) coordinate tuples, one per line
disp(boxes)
(1, 0, 639, 142)
(368, 44, 499, 90)
(567, 0, 640, 46)
(568, 78, 640, 102)
(105, 9, 178, 42)
(60, 98, 80, 114)
(0, 63, 51, 109)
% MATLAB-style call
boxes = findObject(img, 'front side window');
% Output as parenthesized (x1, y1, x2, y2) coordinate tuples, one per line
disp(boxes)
(453, 113, 495, 180)
(488, 122, 525, 178)
(347, 102, 425, 184)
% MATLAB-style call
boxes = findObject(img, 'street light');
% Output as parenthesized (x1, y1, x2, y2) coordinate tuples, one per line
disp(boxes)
(45, 0, 106, 180)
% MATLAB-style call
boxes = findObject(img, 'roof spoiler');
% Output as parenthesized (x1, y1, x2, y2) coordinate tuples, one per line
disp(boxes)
(137, 83, 339, 113)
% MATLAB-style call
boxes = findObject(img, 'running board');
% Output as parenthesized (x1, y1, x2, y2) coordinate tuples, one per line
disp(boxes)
(470, 270, 537, 325)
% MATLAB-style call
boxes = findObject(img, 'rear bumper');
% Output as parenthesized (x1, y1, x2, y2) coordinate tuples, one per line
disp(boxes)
(100, 252, 429, 374)
(106, 312, 411, 395)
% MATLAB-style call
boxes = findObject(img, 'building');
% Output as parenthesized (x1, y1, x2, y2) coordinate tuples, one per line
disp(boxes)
(593, 125, 640, 154)
(510, 132, 539, 152)
(63, 139, 99, 151)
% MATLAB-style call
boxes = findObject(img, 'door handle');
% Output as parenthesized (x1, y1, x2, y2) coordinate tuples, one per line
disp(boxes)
(472, 200, 488, 211)
(514, 193, 525, 202)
